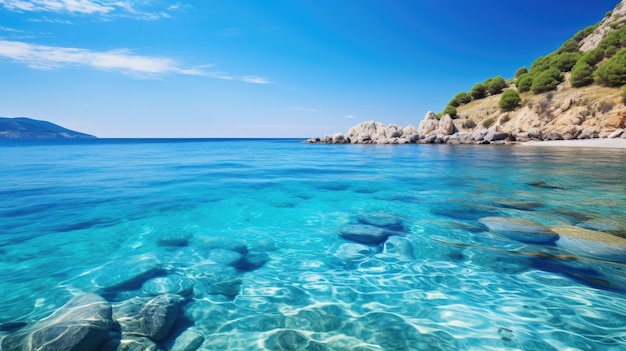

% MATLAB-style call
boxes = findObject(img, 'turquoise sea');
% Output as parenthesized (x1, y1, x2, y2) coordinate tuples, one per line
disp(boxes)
(1, 139, 625, 350)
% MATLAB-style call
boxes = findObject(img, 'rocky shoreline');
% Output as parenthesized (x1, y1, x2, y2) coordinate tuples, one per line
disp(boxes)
(304, 112, 626, 145)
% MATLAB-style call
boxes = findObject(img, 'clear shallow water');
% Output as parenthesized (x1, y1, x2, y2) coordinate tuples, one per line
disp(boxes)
(0, 138, 625, 350)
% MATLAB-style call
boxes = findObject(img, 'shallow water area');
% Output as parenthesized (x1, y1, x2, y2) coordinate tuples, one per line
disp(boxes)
(1, 138, 625, 350)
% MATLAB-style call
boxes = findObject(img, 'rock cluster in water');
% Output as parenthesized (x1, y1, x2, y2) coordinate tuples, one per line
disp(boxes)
(1, 204, 625, 350)
(304, 111, 626, 144)
(0, 230, 269, 351)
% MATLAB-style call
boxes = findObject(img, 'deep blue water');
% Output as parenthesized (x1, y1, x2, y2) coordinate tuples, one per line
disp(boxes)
(1, 139, 625, 350)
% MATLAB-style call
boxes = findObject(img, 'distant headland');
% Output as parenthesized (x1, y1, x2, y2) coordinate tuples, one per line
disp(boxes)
(0, 117, 96, 139)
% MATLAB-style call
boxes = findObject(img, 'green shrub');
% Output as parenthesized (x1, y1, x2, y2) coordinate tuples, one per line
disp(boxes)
(517, 73, 533, 93)
(498, 89, 521, 111)
(456, 92, 471, 105)
(570, 61, 595, 87)
(597, 26, 626, 58)
(573, 24, 599, 42)
(501, 114, 511, 124)
(471, 83, 486, 99)
(531, 67, 563, 93)
(622, 85, 626, 103)
(605, 45, 618, 58)
(443, 105, 458, 118)
(482, 117, 495, 128)
(595, 49, 626, 86)
(530, 56, 552, 73)
(484, 76, 508, 95)
(514, 67, 528, 78)
(448, 92, 471, 107)
(556, 38, 579, 54)
(579, 49, 604, 66)
(552, 52, 581, 72)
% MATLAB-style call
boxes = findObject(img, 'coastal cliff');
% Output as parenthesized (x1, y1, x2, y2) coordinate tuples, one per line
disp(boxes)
(307, 1, 626, 145)
(0, 117, 96, 139)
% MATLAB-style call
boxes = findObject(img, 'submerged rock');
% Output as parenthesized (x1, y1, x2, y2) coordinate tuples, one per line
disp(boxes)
(478, 217, 558, 244)
(142, 275, 194, 298)
(169, 327, 205, 351)
(357, 213, 404, 231)
(552, 225, 626, 262)
(141, 294, 183, 341)
(334, 243, 377, 261)
(75, 254, 163, 293)
(156, 231, 192, 247)
(383, 236, 415, 261)
(338, 224, 390, 244)
(264, 329, 308, 351)
(0, 294, 113, 351)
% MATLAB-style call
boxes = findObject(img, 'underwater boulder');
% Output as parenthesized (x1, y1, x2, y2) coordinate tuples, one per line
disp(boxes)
(552, 225, 626, 263)
(141, 294, 183, 341)
(142, 275, 194, 298)
(168, 327, 205, 351)
(0, 294, 113, 351)
(357, 213, 405, 231)
(383, 236, 415, 261)
(339, 224, 390, 244)
(478, 217, 558, 244)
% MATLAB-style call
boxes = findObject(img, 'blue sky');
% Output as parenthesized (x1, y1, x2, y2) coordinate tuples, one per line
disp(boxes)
(0, 0, 620, 137)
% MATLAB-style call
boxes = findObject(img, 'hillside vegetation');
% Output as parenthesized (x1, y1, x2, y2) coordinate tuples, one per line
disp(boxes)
(441, 1, 626, 139)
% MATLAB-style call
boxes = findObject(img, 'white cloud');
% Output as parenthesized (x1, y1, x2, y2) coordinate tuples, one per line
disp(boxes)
(0, 1, 186, 20)
(0, 40, 207, 77)
(0, 40, 273, 83)
(0, 0, 114, 14)
(297, 108, 323, 114)
(345, 115, 357, 119)
(240, 75, 272, 84)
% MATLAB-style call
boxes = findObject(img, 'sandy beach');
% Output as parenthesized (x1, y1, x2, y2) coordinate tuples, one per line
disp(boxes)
(521, 138, 626, 149)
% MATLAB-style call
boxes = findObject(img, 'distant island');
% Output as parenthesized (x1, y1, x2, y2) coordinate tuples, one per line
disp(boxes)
(0, 117, 96, 139)
(307, 1, 626, 145)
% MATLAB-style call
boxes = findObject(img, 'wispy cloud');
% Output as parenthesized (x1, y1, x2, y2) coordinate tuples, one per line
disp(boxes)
(297, 108, 323, 114)
(0, 0, 114, 14)
(240, 75, 272, 84)
(0, 40, 273, 83)
(345, 115, 357, 119)
(0, 40, 207, 77)
(0, 1, 185, 20)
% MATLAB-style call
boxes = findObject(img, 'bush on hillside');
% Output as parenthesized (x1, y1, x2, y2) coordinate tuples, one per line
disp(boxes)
(570, 61, 595, 87)
(531, 67, 563, 93)
(516, 73, 533, 93)
(484, 76, 508, 95)
(448, 92, 471, 107)
(596, 25, 626, 58)
(470, 83, 486, 99)
(622, 85, 626, 103)
(498, 89, 521, 111)
(514, 67, 528, 78)
(530, 56, 551, 73)
(579, 49, 605, 66)
(573, 24, 599, 43)
(552, 52, 581, 72)
(556, 38, 579, 54)
(594, 49, 626, 86)
(443, 104, 458, 118)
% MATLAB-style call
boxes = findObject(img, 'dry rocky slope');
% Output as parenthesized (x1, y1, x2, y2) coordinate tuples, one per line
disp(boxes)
(306, 2, 626, 145)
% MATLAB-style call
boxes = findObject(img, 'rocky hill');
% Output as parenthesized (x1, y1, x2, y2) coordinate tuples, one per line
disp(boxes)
(0, 117, 96, 139)
(307, 1, 626, 145)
